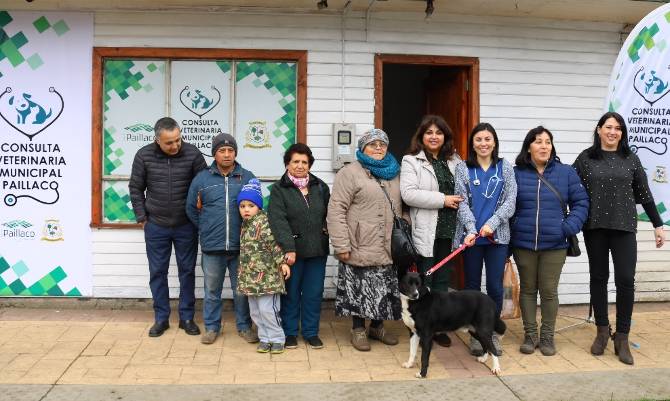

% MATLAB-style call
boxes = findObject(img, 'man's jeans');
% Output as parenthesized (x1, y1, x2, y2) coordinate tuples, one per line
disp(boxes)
(201, 252, 252, 333)
(144, 221, 198, 322)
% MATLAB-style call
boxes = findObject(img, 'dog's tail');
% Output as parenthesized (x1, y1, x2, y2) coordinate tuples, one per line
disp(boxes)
(494, 317, 506, 336)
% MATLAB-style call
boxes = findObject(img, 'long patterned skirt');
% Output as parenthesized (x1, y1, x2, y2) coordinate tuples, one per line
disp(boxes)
(334, 262, 401, 321)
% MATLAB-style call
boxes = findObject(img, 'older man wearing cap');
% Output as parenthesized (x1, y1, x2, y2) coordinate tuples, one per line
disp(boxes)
(186, 133, 258, 345)
(327, 128, 402, 352)
(129, 117, 207, 338)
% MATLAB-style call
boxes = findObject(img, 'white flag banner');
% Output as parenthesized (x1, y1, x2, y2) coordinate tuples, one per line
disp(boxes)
(606, 3, 670, 226)
(0, 11, 93, 296)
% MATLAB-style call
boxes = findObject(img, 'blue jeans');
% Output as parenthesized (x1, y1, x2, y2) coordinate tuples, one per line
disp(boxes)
(144, 221, 198, 322)
(463, 244, 507, 316)
(281, 256, 327, 338)
(201, 252, 252, 332)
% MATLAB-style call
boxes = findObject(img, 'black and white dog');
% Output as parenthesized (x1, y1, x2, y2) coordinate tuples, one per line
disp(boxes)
(399, 271, 506, 378)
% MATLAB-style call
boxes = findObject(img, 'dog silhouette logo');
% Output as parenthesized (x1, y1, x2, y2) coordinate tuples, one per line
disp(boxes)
(179, 85, 221, 118)
(0, 87, 64, 141)
(9, 93, 53, 125)
(187, 89, 213, 110)
(634, 67, 670, 106)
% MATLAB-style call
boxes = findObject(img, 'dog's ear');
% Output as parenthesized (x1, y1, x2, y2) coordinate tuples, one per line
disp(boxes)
(417, 273, 432, 296)
(8, 96, 13, 105)
(397, 263, 410, 282)
(419, 282, 430, 297)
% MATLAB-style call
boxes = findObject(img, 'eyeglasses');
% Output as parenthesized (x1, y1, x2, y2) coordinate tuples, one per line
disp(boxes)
(367, 141, 388, 149)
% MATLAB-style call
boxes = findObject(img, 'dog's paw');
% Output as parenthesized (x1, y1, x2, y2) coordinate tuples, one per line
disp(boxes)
(477, 353, 489, 363)
(402, 361, 414, 368)
(491, 367, 502, 376)
(415, 372, 426, 379)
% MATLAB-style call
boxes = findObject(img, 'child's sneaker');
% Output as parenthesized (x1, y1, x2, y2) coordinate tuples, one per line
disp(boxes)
(270, 343, 285, 354)
(256, 342, 271, 353)
(239, 329, 260, 343)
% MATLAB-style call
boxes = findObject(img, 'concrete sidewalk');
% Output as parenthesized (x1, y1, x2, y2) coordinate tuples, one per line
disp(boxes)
(2, 369, 670, 401)
(0, 303, 669, 400)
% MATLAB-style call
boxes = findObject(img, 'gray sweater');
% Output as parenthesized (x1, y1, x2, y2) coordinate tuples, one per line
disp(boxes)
(452, 158, 517, 250)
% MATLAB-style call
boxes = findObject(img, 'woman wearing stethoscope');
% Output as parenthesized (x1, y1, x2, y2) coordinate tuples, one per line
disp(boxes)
(453, 122, 517, 357)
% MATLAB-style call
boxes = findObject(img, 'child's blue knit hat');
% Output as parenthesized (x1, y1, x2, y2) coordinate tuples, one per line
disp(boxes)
(238, 178, 263, 209)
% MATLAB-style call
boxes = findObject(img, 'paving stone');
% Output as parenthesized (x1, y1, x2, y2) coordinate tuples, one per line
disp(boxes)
(0, 384, 51, 401)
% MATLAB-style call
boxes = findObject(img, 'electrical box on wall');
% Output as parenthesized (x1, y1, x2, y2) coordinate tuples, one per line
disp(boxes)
(332, 123, 356, 170)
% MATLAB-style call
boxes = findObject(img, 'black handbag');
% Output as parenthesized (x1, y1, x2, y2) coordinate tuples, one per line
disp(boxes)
(535, 172, 581, 257)
(377, 180, 419, 267)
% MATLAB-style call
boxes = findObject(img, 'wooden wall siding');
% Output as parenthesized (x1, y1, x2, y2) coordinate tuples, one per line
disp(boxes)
(91, 10, 670, 302)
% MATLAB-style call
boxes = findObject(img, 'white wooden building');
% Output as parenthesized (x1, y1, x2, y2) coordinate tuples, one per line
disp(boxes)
(5, 0, 669, 303)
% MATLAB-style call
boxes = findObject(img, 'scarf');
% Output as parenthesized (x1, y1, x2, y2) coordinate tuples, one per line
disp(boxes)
(356, 150, 400, 180)
(287, 172, 309, 190)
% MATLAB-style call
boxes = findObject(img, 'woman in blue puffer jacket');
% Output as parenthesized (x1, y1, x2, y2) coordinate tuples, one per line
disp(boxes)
(511, 126, 589, 357)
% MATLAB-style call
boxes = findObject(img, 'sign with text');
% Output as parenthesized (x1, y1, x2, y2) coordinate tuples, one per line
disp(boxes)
(606, 3, 670, 225)
(0, 10, 93, 296)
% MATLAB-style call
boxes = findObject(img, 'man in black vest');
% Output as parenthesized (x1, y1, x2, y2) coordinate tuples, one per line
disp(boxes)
(129, 117, 207, 337)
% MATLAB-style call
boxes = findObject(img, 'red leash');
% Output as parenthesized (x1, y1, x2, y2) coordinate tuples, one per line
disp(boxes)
(422, 234, 495, 276)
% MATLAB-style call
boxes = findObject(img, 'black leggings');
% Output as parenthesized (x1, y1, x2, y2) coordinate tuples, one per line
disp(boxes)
(584, 229, 637, 334)
(352, 316, 382, 329)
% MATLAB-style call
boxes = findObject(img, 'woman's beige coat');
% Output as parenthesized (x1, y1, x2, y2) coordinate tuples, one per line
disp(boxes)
(327, 161, 401, 267)
(400, 150, 459, 257)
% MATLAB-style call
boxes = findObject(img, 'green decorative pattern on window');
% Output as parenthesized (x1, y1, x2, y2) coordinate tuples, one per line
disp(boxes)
(216, 61, 231, 74)
(103, 127, 122, 175)
(0, 256, 81, 296)
(103, 184, 135, 222)
(103, 60, 145, 112)
(628, 23, 660, 62)
(236, 62, 297, 150)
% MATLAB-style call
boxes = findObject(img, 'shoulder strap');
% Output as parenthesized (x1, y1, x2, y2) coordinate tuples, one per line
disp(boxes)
(376, 179, 399, 218)
(536, 171, 567, 217)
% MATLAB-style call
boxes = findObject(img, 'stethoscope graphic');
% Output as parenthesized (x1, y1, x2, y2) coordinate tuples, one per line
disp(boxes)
(470, 163, 501, 199)
(630, 138, 668, 156)
(4, 182, 60, 207)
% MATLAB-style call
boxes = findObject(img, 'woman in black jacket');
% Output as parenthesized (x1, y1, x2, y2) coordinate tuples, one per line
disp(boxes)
(574, 112, 665, 365)
(268, 143, 330, 350)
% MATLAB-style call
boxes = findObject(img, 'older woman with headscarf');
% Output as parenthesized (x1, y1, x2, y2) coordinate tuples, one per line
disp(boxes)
(327, 128, 402, 352)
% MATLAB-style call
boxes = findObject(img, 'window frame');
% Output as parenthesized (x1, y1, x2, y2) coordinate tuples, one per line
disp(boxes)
(91, 47, 307, 228)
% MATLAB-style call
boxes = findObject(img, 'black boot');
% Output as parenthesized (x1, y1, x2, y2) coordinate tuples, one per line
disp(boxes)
(519, 334, 538, 354)
(539, 335, 556, 356)
(613, 332, 634, 365)
(590, 325, 611, 355)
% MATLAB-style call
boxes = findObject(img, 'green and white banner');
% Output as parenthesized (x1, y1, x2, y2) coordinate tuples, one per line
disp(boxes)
(102, 60, 297, 223)
(170, 60, 232, 158)
(234, 61, 297, 179)
(606, 3, 670, 225)
(0, 11, 93, 296)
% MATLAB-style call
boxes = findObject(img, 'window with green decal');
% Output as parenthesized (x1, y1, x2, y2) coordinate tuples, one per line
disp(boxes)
(93, 48, 306, 226)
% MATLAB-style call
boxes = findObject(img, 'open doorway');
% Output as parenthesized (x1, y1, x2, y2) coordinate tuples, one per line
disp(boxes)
(375, 54, 479, 160)
(374, 54, 479, 289)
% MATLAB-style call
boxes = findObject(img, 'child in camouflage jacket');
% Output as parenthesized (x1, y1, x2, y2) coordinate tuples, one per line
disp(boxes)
(237, 179, 291, 354)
